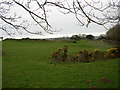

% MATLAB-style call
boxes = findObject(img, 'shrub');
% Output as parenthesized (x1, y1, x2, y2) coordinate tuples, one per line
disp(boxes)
(114, 46, 120, 57)
(106, 48, 119, 58)
(52, 45, 119, 63)
(79, 50, 93, 62)
(52, 45, 68, 61)
(92, 49, 106, 60)
(94, 49, 100, 54)
(71, 54, 80, 62)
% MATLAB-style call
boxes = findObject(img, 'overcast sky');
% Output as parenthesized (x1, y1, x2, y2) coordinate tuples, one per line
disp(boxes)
(1, 0, 118, 39)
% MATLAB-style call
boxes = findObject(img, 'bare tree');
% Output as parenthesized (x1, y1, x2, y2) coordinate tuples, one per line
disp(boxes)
(0, 0, 119, 35)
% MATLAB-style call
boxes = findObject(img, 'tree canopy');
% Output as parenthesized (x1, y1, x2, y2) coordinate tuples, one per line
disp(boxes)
(106, 24, 120, 41)
(70, 35, 81, 40)
(86, 34, 94, 40)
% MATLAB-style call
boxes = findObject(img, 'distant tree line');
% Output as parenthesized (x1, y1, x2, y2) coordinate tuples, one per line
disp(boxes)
(70, 24, 120, 43)
(2, 24, 120, 43)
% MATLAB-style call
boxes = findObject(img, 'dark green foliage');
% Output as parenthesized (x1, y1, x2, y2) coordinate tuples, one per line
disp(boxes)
(106, 24, 120, 41)
(86, 35, 94, 40)
(70, 35, 81, 40)
(72, 40, 77, 43)
(98, 34, 106, 40)
(116, 46, 120, 57)
(70, 35, 81, 43)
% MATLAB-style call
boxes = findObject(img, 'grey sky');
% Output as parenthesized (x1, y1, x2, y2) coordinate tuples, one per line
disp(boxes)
(1, 0, 118, 39)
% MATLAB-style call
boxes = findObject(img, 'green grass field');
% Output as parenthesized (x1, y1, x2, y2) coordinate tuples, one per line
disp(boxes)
(2, 40, 119, 88)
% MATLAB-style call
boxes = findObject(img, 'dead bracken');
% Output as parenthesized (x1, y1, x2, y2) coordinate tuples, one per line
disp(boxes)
(99, 78, 111, 83)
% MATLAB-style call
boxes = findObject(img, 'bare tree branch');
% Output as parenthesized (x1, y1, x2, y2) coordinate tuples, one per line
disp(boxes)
(0, 0, 119, 35)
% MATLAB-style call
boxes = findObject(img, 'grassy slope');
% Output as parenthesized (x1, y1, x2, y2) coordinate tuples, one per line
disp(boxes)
(2, 40, 119, 88)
